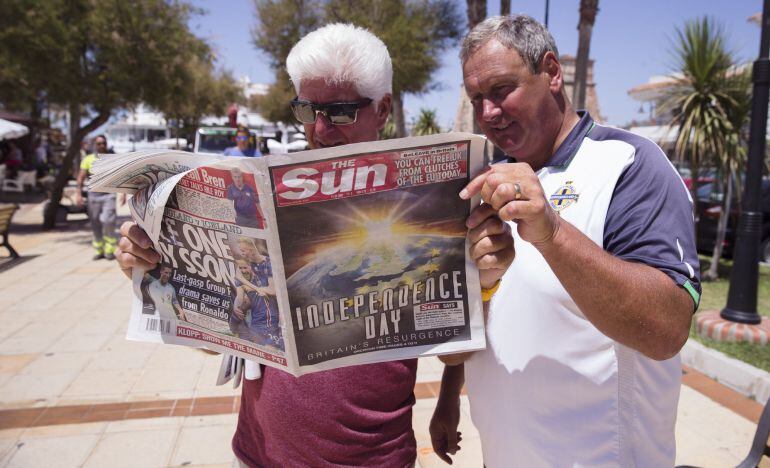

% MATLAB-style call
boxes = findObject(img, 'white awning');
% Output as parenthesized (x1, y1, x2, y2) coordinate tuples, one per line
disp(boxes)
(0, 118, 29, 141)
(627, 125, 679, 145)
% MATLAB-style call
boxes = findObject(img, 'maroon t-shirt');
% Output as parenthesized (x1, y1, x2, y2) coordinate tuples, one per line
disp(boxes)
(232, 359, 418, 467)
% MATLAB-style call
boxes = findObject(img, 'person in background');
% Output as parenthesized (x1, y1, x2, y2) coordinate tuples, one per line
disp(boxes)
(76, 135, 120, 260)
(224, 125, 262, 157)
(3, 141, 23, 177)
(34, 137, 49, 177)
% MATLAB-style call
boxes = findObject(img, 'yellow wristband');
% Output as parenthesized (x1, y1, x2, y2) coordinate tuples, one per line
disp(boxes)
(481, 280, 501, 302)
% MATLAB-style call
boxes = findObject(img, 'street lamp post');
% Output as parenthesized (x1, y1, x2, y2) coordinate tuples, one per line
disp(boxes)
(720, 0, 770, 324)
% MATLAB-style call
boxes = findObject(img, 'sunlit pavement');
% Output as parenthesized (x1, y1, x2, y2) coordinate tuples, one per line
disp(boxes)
(0, 201, 759, 467)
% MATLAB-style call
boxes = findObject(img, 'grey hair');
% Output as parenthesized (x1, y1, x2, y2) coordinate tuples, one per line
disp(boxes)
(460, 15, 559, 73)
(286, 23, 393, 101)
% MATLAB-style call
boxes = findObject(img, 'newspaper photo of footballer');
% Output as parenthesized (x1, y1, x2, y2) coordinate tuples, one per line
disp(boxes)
(152, 212, 239, 336)
(274, 178, 471, 366)
(226, 168, 264, 229)
(140, 264, 186, 322)
(174, 165, 265, 231)
(171, 166, 265, 233)
(229, 237, 284, 352)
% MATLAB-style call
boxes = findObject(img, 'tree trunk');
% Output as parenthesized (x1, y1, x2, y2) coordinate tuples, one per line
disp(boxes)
(451, 1, 486, 143)
(392, 91, 407, 138)
(573, 0, 598, 110)
(42, 104, 110, 230)
(704, 171, 734, 280)
(690, 157, 701, 235)
(500, 0, 510, 16)
(467, 0, 487, 30)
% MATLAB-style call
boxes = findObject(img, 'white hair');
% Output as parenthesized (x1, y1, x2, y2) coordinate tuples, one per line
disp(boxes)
(286, 23, 393, 102)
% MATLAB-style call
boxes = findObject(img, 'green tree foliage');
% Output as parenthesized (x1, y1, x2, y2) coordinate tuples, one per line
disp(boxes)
(251, 0, 463, 136)
(250, 0, 320, 125)
(0, 0, 223, 228)
(662, 18, 738, 193)
(252, 71, 302, 126)
(160, 57, 244, 145)
(251, 0, 322, 69)
(659, 17, 751, 279)
(379, 116, 397, 140)
(412, 108, 442, 136)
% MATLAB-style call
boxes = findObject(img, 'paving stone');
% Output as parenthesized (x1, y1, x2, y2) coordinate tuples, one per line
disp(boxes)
(0, 371, 79, 406)
(19, 352, 93, 376)
(4, 434, 99, 468)
(170, 424, 237, 466)
(82, 428, 178, 468)
(0, 354, 37, 374)
(133, 367, 202, 394)
(675, 386, 755, 466)
(62, 368, 138, 399)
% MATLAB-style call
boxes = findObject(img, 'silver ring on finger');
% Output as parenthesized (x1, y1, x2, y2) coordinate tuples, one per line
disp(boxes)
(513, 182, 522, 200)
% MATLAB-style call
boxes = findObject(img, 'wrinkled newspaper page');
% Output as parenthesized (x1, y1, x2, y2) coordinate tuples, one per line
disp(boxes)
(90, 133, 488, 376)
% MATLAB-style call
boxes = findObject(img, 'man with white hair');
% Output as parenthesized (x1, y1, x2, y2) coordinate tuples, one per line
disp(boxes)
(116, 23, 513, 467)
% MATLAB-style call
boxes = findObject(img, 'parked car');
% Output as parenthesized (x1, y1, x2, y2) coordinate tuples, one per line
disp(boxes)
(193, 127, 266, 154)
(676, 165, 717, 190)
(696, 177, 770, 263)
(193, 127, 308, 155)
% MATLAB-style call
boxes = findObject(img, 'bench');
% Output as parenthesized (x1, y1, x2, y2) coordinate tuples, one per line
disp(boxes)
(0, 204, 19, 258)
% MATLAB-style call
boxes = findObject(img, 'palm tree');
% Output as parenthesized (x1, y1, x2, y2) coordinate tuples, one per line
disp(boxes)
(412, 108, 442, 136)
(659, 17, 750, 280)
(704, 70, 750, 280)
(573, 0, 599, 110)
(452, 0, 487, 136)
(466, 0, 486, 30)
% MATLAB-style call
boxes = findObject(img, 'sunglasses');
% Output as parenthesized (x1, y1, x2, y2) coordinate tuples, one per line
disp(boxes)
(290, 97, 373, 125)
(235, 135, 249, 141)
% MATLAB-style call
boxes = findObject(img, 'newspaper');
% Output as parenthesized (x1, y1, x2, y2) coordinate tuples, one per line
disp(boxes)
(90, 133, 488, 376)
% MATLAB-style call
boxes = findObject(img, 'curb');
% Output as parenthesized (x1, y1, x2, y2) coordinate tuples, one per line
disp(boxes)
(681, 339, 770, 403)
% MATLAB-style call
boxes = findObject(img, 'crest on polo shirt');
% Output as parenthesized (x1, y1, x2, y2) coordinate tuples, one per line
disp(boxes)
(549, 181, 579, 212)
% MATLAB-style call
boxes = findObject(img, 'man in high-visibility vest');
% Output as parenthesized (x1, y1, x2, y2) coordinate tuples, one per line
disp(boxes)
(76, 135, 119, 260)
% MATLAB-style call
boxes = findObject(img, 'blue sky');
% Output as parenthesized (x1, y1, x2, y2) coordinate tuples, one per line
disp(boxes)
(188, 0, 763, 129)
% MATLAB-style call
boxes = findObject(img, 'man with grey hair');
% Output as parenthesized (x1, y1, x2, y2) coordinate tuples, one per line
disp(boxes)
(116, 22, 513, 467)
(431, 14, 700, 466)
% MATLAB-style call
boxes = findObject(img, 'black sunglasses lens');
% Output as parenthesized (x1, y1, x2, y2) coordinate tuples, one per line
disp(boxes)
(291, 102, 316, 123)
(326, 104, 357, 124)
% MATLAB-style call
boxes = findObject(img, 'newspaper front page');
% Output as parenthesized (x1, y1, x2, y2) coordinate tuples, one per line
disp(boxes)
(90, 133, 488, 376)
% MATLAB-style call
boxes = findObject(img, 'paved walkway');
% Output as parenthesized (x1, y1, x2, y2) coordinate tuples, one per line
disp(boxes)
(0, 201, 762, 467)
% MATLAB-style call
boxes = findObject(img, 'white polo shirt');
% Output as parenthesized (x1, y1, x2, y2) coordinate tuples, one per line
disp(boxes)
(466, 112, 700, 467)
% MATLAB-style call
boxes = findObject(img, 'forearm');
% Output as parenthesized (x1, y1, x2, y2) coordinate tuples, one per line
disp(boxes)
(438, 363, 464, 403)
(263, 279, 276, 296)
(535, 219, 693, 360)
(76, 170, 86, 191)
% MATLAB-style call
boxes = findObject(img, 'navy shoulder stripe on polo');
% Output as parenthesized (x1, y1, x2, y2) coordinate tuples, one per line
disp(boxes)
(588, 124, 702, 309)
